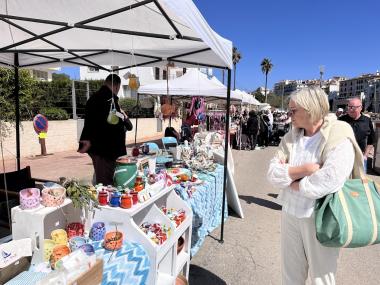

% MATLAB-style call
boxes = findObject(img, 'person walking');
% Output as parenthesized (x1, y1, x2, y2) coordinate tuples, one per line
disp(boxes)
(78, 74, 133, 185)
(246, 110, 259, 150)
(267, 86, 363, 285)
(258, 111, 269, 147)
(339, 97, 375, 172)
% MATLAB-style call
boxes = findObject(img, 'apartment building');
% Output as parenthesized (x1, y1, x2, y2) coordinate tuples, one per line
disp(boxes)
(28, 67, 60, 81)
(274, 79, 320, 97)
(335, 72, 380, 112)
(80, 66, 212, 98)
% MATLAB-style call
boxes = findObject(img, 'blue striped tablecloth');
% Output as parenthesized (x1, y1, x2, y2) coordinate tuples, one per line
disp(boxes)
(6, 241, 150, 285)
(175, 164, 228, 256)
(93, 241, 150, 285)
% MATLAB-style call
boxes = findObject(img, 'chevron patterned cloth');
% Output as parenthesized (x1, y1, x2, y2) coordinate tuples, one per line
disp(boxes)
(175, 164, 228, 256)
(92, 241, 150, 285)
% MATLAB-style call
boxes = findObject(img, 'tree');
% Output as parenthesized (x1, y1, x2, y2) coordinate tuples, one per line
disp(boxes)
(260, 58, 273, 103)
(232, 47, 242, 90)
(250, 88, 265, 103)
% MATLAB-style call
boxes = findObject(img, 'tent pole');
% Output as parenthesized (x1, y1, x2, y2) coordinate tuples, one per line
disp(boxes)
(220, 68, 231, 243)
(134, 93, 140, 146)
(14, 53, 21, 171)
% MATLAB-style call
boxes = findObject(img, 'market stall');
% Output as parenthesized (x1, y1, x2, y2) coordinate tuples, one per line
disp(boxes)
(1, 0, 234, 284)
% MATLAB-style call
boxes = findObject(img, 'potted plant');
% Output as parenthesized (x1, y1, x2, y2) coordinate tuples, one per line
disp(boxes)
(61, 178, 99, 211)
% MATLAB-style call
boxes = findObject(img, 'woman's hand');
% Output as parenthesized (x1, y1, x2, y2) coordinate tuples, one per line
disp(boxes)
(303, 163, 321, 176)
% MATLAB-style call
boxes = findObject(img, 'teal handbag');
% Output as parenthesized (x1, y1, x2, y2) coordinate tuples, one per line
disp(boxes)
(315, 177, 380, 248)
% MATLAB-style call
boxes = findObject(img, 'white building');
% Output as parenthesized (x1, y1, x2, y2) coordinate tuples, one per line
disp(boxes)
(28, 67, 60, 81)
(79, 66, 212, 98)
(335, 72, 380, 112)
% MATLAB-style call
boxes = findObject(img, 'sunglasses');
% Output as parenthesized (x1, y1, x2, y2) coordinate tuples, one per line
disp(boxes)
(347, 105, 362, 110)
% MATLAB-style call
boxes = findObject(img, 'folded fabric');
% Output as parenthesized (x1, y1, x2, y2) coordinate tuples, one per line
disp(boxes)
(5, 271, 47, 285)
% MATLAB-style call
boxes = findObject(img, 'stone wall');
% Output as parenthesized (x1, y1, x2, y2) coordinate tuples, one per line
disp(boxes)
(1, 118, 181, 159)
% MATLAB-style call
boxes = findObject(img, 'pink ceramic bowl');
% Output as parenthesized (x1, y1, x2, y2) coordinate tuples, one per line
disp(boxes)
(41, 187, 66, 207)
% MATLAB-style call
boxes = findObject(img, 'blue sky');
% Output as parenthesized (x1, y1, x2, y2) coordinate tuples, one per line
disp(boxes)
(59, 0, 380, 92)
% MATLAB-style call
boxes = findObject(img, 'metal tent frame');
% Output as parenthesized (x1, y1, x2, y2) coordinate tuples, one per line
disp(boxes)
(0, 0, 232, 242)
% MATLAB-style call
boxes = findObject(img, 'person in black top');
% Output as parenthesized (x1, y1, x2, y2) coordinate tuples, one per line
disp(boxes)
(339, 97, 375, 158)
(78, 74, 133, 185)
(246, 110, 259, 150)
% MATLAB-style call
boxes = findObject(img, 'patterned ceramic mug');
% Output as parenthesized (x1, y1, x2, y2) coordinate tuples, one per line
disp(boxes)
(66, 222, 84, 239)
(43, 239, 56, 262)
(51, 229, 68, 245)
(69, 236, 87, 251)
(19, 188, 40, 210)
(50, 245, 71, 269)
(79, 244, 95, 256)
(89, 222, 106, 241)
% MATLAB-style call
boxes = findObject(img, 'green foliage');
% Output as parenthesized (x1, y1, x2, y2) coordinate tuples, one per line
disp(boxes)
(0, 67, 42, 121)
(118, 97, 152, 118)
(39, 107, 69, 120)
(265, 93, 290, 109)
(63, 178, 99, 211)
(52, 73, 70, 81)
(260, 58, 274, 75)
(250, 88, 265, 103)
(119, 97, 137, 113)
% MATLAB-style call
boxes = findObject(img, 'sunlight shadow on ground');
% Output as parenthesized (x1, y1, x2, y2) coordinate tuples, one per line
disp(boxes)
(189, 264, 227, 285)
(239, 195, 282, 211)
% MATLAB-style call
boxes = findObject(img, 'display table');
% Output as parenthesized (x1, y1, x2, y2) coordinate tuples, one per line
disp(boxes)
(92, 241, 150, 285)
(174, 164, 227, 256)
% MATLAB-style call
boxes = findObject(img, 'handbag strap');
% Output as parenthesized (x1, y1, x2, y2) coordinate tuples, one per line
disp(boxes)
(337, 190, 353, 247)
(362, 178, 378, 245)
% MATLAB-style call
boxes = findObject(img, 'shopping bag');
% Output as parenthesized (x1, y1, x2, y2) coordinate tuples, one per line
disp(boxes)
(315, 177, 380, 248)
(107, 98, 119, 125)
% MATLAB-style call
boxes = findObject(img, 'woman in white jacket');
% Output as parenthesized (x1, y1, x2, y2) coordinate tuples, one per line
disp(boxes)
(267, 86, 363, 285)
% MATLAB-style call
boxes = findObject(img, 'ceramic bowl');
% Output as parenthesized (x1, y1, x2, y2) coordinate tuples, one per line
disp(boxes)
(79, 244, 95, 256)
(69, 236, 87, 252)
(41, 186, 66, 207)
(103, 231, 123, 251)
(51, 229, 68, 245)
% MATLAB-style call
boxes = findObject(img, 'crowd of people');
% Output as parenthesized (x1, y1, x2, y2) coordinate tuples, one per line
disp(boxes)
(233, 109, 291, 150)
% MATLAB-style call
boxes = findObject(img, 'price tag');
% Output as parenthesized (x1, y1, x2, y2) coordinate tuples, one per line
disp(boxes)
(38, 132, 47, 139)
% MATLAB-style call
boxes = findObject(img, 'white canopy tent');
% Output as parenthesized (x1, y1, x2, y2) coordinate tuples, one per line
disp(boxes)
(0, 0, 234, 242)
(138, 68, 242, 102)
(234, 89, 263, 106)
(0, 0, 232, 69)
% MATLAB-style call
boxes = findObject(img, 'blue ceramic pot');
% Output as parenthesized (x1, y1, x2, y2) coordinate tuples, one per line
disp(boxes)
(89, 222, 106, 241)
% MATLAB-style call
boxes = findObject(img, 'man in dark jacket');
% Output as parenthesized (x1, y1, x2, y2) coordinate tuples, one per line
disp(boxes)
(246, 110, 259, 150)
(78, 74, 133, 185)
(339, 97, 375, 156)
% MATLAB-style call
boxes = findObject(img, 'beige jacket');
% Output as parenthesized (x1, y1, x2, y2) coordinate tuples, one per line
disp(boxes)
(275, 114, 364, 178)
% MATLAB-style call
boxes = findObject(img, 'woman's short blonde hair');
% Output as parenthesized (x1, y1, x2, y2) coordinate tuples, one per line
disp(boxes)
(290, 86, 330, 123)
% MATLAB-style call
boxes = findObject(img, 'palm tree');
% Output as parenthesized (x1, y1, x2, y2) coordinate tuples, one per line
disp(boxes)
(232, 47, 242, 90)
(260, 58, 273, 103)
